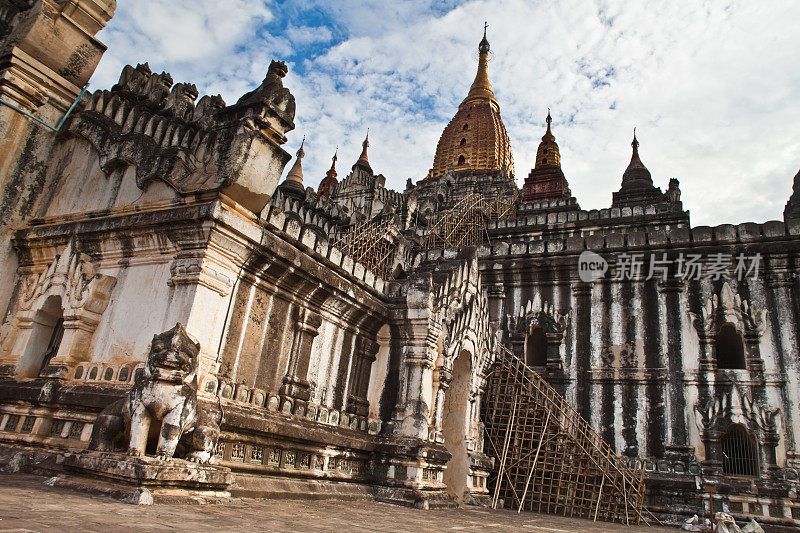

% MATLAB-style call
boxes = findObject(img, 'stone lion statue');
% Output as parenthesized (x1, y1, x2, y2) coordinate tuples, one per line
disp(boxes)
(235, 60, 296, 120)
(192, 94, 226, 128)
(112, 62, 152, 95)
(89, 323, 221, 463)
(162, 82, 199, 121)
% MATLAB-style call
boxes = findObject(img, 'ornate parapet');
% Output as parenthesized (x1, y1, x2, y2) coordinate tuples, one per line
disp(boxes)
(63, 60, 296, 213)
(476, 218, 796, 261)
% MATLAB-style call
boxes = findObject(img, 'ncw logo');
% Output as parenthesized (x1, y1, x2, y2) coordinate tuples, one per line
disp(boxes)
(577, 250, 608, 282)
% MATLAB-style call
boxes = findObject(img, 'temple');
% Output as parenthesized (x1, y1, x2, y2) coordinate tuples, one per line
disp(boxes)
(1, 5, 799, 529)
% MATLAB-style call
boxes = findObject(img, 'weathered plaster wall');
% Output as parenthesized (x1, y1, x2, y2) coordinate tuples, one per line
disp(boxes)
(474, 222, 800, 472)
(0, 0, 116, 328)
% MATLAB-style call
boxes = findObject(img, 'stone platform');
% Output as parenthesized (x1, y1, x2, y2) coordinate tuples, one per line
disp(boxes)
(60, 450, 232, 502)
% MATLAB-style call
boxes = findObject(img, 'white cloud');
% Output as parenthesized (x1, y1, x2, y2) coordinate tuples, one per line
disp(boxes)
(91, 0, 800, 226)
(91, 0, 278, 101)
(284, 25, 333, 47)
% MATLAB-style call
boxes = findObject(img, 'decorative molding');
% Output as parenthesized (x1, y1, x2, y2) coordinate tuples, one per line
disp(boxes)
(689, 282, 766, 338)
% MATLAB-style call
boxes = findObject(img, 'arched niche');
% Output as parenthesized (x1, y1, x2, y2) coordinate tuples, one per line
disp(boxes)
(16, 295, 64, 378)
(9, 242, 116, 378)
(715, 322, 746, 370)
(366, 324, 391, 421)
(441, 350, 473, 502)
(525, 326, 547, 368)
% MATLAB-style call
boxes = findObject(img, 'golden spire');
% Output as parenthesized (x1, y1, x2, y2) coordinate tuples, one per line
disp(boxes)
(285, 136, 305, 185)
(461, 23, 497, 108)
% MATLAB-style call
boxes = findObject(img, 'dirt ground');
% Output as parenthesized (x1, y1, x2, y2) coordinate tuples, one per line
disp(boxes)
(0, 474, 676, 532)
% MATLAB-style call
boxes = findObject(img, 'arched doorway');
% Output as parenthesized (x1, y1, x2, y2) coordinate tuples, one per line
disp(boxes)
(17, 295, 64, 378)
(442, 351, 473, 502)
(716, 323, 746, 369)
(525, 326, 547, 367)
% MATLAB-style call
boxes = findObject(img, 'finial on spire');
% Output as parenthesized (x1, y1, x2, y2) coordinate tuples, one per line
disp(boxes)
(463, 24, 495, 107)
(326, 145, 338, 178)
(541, 109, 555, 142)
(283, 135, 306, 190)
(319, 144, 339, 197)
(479, 22, 490, 53)
(621, 126, 652, 188)
(356, 129, 371, 168)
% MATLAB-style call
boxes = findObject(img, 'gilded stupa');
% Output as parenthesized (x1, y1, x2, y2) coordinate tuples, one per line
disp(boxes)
(430, 26, 514, 178)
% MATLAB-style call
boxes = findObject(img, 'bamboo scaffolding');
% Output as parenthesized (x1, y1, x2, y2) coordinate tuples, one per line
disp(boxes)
(518, 408, 551, 513)
(331, 215, 399, 279)
(420, 190, 519, 251)
(422, 193, 488, 250)
(481, 345, 648, 525)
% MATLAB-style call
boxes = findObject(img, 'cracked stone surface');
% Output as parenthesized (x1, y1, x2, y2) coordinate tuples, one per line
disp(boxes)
(0, 474, 674, 532)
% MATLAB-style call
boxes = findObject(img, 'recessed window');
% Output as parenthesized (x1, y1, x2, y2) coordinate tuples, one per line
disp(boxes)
(525, 326, 547, 367)
(457, 155, 466, 165)
(463, 123, 469, 131)
(460, 138, 467, 146)
(716, 323, 746, 369)
(721, 424, 759, 477)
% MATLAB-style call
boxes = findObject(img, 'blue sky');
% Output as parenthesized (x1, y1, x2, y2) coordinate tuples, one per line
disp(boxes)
(91, 0, 800, 226)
